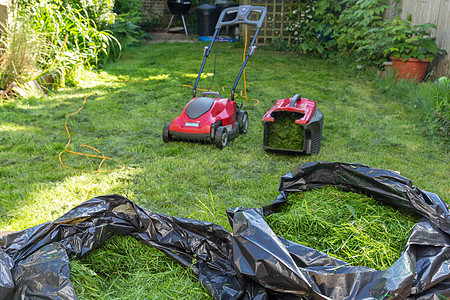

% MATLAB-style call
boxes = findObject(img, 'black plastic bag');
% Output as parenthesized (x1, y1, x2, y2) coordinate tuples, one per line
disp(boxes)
(1, 161, 449, 299)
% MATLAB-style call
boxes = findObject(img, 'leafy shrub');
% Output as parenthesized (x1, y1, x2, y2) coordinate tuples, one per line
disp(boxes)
(0, 0, 120, 89)
(110, 0, 148, 48)
(108, 13, 144, 49)
(371, 17, 446, 62)
(25, 2, 120, 67)
(286, 0, 343, 56)
(114, 0, 143, 16)
(336, 0, 391, 67)
(283, 0, 444, 69)
(62, 0, 115, 30)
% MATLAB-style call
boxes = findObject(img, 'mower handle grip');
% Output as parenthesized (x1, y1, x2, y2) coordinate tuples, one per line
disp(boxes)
(216, 5, 267, 28)
(290, 94, 301, 107)
(201, 91, 224, 98)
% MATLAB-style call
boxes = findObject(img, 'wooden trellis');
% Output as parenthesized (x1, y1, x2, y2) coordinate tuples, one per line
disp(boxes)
(241, 0, 293, 45)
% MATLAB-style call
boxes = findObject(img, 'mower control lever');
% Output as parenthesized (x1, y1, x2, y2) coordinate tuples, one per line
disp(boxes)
(290, 94, 301, 107)
(203, 46, 209, 57)
(249, 46, 257, 57)
(201, 91, 224, 98)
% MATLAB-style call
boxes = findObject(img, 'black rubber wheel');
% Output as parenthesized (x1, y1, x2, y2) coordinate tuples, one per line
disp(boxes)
(237, 111, 248, 134)
(214, 126, 228, 149)
(163, 123, 171, 142)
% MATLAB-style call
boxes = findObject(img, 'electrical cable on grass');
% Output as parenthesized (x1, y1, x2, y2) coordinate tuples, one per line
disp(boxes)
(59, 84, 125, 201)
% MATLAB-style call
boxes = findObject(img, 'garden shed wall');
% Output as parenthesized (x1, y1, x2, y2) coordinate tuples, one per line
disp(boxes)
(142, 0, 166, 21)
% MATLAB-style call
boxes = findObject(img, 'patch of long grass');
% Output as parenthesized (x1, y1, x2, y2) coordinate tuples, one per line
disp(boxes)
(0, 15, 45, 88)
(374, 72, 449, 140)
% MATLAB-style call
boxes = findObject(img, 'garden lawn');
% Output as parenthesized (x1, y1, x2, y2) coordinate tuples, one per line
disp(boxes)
(0, 41, 448, 299)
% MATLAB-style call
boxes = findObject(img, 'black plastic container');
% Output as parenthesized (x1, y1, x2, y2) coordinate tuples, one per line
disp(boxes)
(196, 4, 219, 36)
(215, 0, 237, 21)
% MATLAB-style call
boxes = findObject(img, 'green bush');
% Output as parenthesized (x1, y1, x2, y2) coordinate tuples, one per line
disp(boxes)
(25, 2, 120, 67)
(336, 0, 391, 67)
(108, 13, 144, 49)
(286, 0, 342, 56)
(0, 0, 121, 89)
(372, 16, 446, 62)
(283, 0, 444, 69)
(62, 0, 115, 30)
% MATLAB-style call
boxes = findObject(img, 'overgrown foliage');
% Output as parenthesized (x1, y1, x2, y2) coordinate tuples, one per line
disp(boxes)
(0, 15, 45, 88)
(0, 0, 121, 90)
(286, 0, 342, 55)
(370, 17, 446, 62)
(375, 72, 450, 140)
(284, 0, 445, 68)
(62, 0, 115, 30)
(336, 0, 391, 66)
(111, 0, 148, 47)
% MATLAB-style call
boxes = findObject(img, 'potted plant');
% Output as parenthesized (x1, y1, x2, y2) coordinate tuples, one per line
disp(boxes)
(380, 16, 446, 82)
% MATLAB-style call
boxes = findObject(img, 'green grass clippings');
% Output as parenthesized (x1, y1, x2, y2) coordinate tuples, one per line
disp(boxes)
(265, 111, 305, 151)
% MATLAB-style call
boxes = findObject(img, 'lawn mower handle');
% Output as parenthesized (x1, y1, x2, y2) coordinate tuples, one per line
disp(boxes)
(216, 6, 267, 29)
(290, 94, 301, 107)
(193, 5, 267, 99)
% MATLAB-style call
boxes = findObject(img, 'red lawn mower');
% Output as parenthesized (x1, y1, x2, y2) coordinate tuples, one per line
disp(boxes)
(163, 5, 267, 149)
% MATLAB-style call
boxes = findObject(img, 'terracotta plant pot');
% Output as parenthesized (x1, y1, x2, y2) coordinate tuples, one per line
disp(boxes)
(391, 57, 430, 82)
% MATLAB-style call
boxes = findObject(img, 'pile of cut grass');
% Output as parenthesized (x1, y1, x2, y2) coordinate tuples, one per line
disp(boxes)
(70, 235, 209, 299)
(266, 186, 419, 270)
(265, 111, 305, 150)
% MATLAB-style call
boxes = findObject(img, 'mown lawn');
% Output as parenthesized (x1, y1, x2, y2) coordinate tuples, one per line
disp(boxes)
(0, 41, 448, 299)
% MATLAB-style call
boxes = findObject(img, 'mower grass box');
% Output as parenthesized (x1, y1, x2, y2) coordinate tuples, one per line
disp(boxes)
(262, 94, 323, 155)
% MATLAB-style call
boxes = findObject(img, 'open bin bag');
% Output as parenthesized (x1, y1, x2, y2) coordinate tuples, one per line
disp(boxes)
(0, 161, 449, 299)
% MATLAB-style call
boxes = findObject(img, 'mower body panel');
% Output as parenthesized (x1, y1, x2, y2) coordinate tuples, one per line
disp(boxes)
(167, 97, 238, 143)
(262, 97, 317, 125)
(262, 96, 323, 155)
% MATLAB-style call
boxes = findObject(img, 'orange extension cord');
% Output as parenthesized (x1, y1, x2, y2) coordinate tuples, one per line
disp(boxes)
(59, 86, 125, 201)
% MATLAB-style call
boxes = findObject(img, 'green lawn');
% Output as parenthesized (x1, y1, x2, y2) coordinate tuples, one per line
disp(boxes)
(0, 41, 448, 299)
